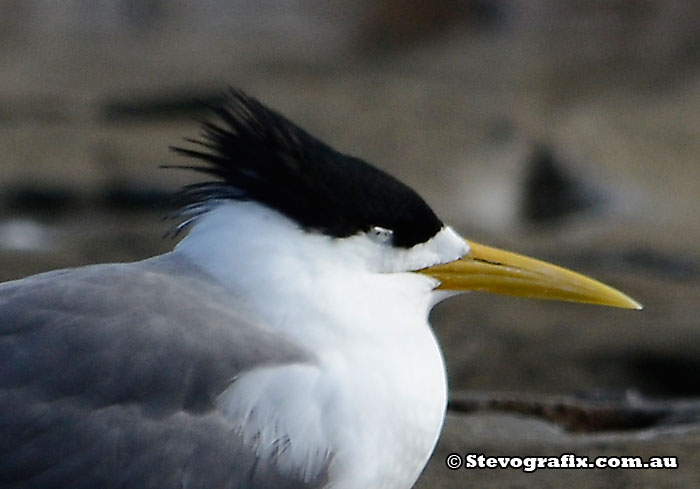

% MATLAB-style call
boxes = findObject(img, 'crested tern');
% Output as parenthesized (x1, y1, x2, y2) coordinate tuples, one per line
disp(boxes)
(0, 89, 641, 489)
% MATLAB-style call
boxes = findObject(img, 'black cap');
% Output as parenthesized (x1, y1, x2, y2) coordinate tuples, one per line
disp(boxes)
(172, 89, 443, 248)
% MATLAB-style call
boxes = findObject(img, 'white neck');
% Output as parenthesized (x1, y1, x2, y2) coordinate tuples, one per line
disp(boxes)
(174, 202, 466, 489)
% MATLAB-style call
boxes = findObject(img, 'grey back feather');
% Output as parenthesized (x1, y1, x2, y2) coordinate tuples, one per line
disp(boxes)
(0, 254, 328, 489)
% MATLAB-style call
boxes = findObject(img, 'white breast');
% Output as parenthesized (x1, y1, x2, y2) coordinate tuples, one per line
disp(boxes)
(322, 321, 448, 489)
(216, 311, 447, 489)
(205, 238, 449, 487)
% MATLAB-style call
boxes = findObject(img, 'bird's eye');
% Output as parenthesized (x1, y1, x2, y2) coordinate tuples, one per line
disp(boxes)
(369, 226, 393, 244)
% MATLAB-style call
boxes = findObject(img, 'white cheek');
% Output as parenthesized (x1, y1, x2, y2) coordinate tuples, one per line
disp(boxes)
(378, 226, 469, 273)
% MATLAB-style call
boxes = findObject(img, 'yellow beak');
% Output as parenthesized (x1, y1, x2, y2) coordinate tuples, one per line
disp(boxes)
(419, 240, 642, 309)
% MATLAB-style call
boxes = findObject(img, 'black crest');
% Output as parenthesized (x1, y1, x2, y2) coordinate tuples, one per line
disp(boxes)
(171, 89, 443, 248)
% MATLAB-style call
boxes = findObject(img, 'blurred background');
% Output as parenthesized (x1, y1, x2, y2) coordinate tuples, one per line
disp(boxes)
(1, 1, 699, 486)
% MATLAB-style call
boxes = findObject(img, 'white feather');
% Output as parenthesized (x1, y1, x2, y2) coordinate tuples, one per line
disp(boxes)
(176, 201, 468, 489)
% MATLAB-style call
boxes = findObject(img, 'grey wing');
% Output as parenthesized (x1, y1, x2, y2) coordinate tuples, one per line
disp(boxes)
(0, 254, 328, 489)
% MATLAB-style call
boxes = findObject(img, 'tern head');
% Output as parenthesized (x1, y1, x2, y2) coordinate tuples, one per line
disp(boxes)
(171, 89, 641, 312)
